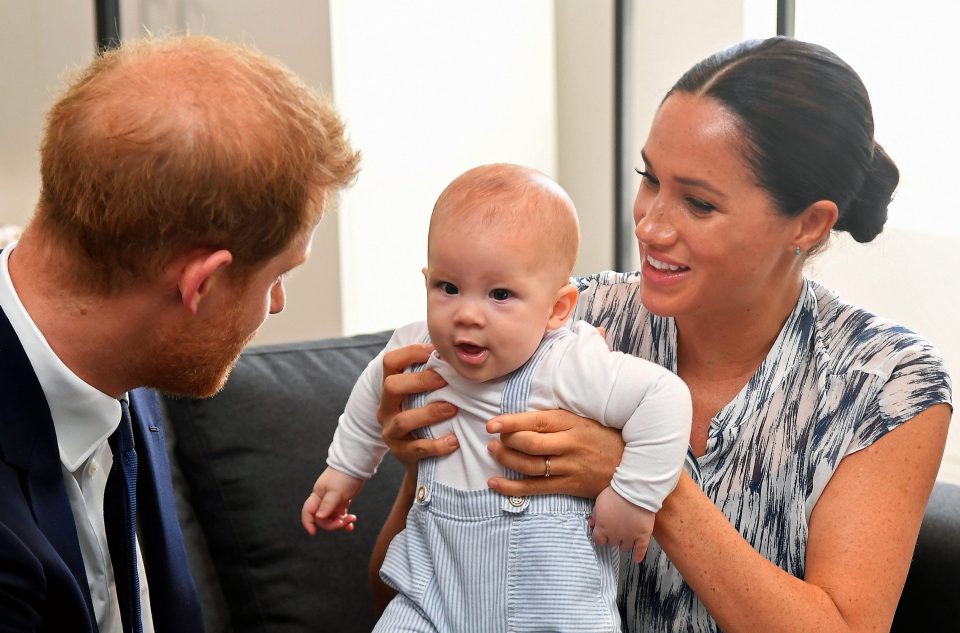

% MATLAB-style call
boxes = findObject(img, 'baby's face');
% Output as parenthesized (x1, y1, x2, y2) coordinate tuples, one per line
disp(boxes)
(425, 224, 564, 383)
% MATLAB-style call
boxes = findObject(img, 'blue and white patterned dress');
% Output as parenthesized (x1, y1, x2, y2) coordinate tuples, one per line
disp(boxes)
(572, 271, 953, 633)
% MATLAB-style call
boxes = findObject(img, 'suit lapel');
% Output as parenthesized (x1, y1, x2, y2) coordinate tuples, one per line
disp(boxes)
(129, 388, 204, 632)
(0, 304, 96, 621)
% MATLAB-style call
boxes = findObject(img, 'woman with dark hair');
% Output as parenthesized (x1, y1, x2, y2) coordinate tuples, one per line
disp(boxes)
(372, 37, 952, 631)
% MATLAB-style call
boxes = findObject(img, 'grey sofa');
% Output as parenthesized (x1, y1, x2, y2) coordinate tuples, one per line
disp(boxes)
(161, 331, 959, 633)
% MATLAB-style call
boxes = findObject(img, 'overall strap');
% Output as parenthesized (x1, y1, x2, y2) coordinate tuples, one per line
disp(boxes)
(499, 328, 570, 513)
(406, 333, 439, 496)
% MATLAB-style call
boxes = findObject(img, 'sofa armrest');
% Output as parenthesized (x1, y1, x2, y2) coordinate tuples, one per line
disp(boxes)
(892, 481, 960, 631)
(163, 331, 399, 633)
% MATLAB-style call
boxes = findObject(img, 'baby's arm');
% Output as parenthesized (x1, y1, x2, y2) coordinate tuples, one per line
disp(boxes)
(590, 487, 655, 562)
(301, 322, 431, 536)
(301, 467, 364, 536)
(550, 322, 693, 559)
(591, 358, 691, 559)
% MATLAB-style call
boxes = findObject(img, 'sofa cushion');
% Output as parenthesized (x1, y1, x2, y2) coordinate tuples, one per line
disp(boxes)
(891, 481, 960, 631)
(163, 331, 399, 633)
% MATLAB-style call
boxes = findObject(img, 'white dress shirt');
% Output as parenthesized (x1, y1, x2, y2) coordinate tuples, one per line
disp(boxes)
(0, 244, 154, 633)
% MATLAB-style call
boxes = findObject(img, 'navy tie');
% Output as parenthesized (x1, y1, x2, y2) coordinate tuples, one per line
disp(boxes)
(104, 399, 144, 633)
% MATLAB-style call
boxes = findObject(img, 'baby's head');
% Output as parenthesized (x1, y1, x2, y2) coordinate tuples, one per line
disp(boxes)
(424, 163, 580, 382)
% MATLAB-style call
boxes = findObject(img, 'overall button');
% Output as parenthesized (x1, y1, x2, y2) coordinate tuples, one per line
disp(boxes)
(508, 495, 525, 507)
(416, 485, 427, 502)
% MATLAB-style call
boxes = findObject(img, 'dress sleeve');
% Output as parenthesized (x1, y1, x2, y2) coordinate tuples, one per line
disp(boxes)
(846, 335, 953, 456)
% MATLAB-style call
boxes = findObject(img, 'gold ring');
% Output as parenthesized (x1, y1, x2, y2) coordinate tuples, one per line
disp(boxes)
(544, 456, 551, 478)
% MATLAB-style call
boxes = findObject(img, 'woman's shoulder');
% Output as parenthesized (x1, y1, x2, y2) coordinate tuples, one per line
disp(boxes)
(809, 280, 950, 386)
(807, 280, 951, 455)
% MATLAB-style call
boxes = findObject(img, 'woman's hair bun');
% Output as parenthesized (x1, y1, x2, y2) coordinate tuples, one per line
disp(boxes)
(835, 143, 899, 243)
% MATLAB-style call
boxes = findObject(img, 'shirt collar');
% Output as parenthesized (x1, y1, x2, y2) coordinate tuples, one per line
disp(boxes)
(0, 244, 120, 472)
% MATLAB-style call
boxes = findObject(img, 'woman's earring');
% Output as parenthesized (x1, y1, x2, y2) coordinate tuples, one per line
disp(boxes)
(794, 246, 802, 256)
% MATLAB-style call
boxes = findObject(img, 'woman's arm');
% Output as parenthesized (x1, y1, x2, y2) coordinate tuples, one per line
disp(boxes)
(491, 404, 951, 632)
(369, 470, 417, 612)
(657, 403, 949, 632)
(368, 343, 459, 612)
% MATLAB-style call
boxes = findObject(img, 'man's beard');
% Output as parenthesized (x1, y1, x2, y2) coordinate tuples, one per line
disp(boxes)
(139, 298, 257, 398)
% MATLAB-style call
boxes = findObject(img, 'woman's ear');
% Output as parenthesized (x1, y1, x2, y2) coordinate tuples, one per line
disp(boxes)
(176, 250, 234, 315)
(546, 283, 579, 330)
(794, 200, 839, 252)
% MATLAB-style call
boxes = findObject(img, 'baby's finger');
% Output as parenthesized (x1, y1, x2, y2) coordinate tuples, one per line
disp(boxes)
(632, 540, 649, 563)
(315, 491, 345, 520)
(301, 495, 322, 535)
(315, 513, 357, 532)
(592, 526, 609, 547)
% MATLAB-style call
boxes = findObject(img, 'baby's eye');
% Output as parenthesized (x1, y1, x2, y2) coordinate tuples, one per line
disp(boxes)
(490, 288, 511, 301)
(440, 282, 459, 295)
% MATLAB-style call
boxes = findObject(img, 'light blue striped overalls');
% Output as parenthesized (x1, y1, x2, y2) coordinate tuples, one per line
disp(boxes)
(374, 330, 621, 633)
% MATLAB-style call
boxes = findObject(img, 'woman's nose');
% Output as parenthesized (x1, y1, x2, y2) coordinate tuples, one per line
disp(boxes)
(634, 195, 677, 246)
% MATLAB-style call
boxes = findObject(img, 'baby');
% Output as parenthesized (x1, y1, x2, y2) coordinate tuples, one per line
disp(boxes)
(302, 163, 692, 632)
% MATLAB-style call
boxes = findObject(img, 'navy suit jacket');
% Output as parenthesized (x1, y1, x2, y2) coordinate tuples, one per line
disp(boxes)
(0, 305, 204, 632)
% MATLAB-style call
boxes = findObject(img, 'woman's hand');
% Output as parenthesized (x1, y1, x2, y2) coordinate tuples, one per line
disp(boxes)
(370, 342, 459, 611)
(376, 343, 459, 473)
(485, 409, 624, 498)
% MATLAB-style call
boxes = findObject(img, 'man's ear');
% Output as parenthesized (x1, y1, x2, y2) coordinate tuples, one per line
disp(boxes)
(546, 283, 579, 330)
(177, 250, 234, 315)
(794, 200, 839, 253)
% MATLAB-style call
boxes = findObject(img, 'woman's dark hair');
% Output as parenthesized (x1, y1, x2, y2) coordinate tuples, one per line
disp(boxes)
(668, 36, 898, 243)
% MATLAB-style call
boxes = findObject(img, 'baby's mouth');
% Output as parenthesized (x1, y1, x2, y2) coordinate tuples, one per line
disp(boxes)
(454, 342, 488, 365)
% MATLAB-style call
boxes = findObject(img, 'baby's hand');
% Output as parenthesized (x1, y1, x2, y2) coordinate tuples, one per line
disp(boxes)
(301, 468, 364, 536)
(589, 486, 655, 563)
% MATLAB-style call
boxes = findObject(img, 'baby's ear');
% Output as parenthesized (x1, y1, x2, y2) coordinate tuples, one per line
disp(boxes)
(546, 283, 579, 330)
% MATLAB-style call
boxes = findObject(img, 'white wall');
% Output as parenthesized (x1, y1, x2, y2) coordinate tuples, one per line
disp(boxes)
(329, 0, 559, 335)
(0, 1, 94, 229)
(555, 0, 615, 276)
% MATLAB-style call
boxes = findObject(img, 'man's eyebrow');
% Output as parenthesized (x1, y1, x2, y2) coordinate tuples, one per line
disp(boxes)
(639, 149, 726, 200)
